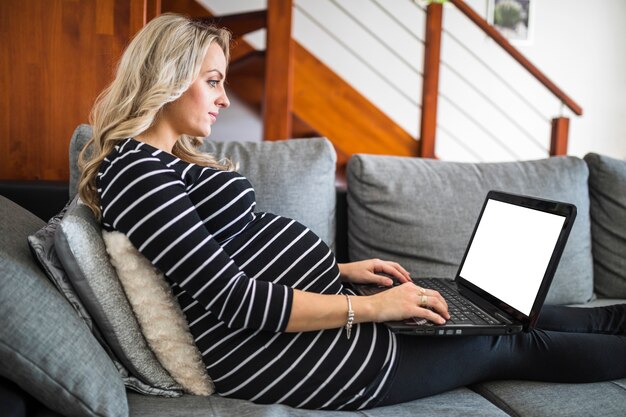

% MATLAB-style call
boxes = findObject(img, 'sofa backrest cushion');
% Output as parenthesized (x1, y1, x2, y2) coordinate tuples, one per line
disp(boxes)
(68, 124, 337, 248)
(54, 200, 182, 395)
(584, 153, 626, 298)
(0, 196, 128, 417)
(347, 155, 593, 305)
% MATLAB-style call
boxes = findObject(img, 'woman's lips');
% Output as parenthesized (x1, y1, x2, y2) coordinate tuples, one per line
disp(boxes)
(209, 112, 218, 123)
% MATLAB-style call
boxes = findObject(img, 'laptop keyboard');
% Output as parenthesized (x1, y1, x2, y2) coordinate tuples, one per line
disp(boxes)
(414, 278, 499, 325)
(354, 277, 502, 326)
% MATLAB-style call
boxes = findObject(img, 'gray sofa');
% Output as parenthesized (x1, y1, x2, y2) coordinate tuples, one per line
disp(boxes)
(1, 124, 625, 417)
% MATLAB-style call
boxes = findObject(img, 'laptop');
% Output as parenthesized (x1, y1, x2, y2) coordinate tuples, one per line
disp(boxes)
(353, 190, 577, 336)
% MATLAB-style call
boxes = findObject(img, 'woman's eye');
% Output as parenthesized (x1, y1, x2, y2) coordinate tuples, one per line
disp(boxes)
(207, 80, 219, 87)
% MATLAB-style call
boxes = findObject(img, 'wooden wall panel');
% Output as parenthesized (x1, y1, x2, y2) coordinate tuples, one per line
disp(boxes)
(0, 0, 134, 181)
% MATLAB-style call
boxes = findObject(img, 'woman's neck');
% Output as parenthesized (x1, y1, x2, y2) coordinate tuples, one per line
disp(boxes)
(135, 121, 180, 154)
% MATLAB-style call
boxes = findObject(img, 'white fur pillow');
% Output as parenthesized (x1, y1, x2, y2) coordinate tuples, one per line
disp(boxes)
(102, 230, 214, 396)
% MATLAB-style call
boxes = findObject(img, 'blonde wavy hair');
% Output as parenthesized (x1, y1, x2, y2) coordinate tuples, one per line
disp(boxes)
(78, 13, 233, 219)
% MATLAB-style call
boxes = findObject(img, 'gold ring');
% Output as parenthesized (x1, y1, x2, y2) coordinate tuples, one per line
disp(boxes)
(420, 295, 428, 307)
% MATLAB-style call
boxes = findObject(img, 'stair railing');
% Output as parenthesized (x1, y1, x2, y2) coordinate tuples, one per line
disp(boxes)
(163, 0, 582, 160)
(420, 0, 582, 158)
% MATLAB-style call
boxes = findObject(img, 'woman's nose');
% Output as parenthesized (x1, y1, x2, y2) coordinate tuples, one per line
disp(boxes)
(218, 89, 230, 108)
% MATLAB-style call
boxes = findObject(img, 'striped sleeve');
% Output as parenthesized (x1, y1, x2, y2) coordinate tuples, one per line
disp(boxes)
(98, 151, 293, 332)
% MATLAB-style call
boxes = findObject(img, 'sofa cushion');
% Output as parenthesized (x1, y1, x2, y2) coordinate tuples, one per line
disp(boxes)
(0, 196, 128, 417)
(127, 387, 509, 417)
(68, 124, 337, 248)
(68, 123, 93, 200)
(584, 153, 626, 298)
(54, 201, 183, 395)
(473, 379, 626, 417)
(347, 155, 593, 305)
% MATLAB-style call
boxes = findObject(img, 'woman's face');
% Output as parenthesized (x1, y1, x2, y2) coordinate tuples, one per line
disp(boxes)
(164, 42, 230, 138)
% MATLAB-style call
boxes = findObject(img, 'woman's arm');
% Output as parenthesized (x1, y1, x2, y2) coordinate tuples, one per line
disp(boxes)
(99, 152, 293, 333)
(285, 283, 450, 333)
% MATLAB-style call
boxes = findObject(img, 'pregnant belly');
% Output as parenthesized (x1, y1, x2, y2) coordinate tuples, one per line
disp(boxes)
(223, 213, 341, 294)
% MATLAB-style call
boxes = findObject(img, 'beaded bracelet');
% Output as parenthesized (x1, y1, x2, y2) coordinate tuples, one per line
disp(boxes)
(345, 294, 354, 339)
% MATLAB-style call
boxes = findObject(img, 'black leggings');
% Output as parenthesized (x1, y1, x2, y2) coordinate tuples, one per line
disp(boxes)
(379, 304, 626, 406)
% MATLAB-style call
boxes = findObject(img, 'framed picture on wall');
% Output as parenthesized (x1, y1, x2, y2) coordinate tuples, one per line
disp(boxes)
(487, 0, 533, 44)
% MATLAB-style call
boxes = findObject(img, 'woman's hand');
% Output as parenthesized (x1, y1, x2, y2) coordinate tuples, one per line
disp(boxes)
(286, 259, 450, 332)
(338, 259, 411, 286)
(367, 282, 450, 325)
(286, 282, 450, 332)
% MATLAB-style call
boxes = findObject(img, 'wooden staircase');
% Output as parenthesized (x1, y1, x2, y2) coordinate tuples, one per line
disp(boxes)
(226, 45, 419, 168)
(162, 0, 418, 175)
(161, 0, 581, 172)
(0, 0, 584, 183)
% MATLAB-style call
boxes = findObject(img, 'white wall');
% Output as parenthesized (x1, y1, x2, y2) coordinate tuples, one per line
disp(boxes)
(209, 88, 263, 142)
(201, 0, 626, 161)
(522, 0, 626, 160)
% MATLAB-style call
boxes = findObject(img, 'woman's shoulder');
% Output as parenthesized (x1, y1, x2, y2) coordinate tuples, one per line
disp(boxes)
(98, 138, 247, 191)
(100, 138, 173, 171)
(97, 138, 178, 187)
(107, 138, 174, 164)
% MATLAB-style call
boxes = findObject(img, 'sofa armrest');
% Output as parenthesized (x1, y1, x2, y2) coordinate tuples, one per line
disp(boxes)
(0, 180, 69, 222)
(0, 376, 64, 417)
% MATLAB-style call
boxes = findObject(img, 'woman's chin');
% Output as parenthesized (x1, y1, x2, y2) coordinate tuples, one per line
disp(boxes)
(188, 127, 211, 138)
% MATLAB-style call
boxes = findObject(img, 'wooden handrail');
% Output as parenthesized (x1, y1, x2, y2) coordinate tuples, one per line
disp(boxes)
(448, 0, 582, 116)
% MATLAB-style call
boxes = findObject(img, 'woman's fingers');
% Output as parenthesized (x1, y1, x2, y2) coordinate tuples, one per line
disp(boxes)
(385, 261, 411, 281)
(416, 306, 448, 325)
(415, 291, 450, 321)
(411, 284, 449, 315)
(376, 260, 411, 283)
(376, 283, 450, 323)
(368, 271, 394, 286)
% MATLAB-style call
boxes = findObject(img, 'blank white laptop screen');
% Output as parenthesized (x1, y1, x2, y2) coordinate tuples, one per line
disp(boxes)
(459, 199, 566, 316)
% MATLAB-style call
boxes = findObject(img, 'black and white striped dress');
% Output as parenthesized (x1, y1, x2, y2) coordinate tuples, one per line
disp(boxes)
(98, 138, 397, 410)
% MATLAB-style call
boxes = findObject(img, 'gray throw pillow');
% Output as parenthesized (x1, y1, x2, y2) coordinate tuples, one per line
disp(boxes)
(0, 195, 128, 417)
(347, 155, 593, 305)
(584, 153, 626, 298)
(69, 124, 337, 248)
(27, 197, 95, 331)
(54, 201, 182, 396)
(27, 198, 187, 397)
